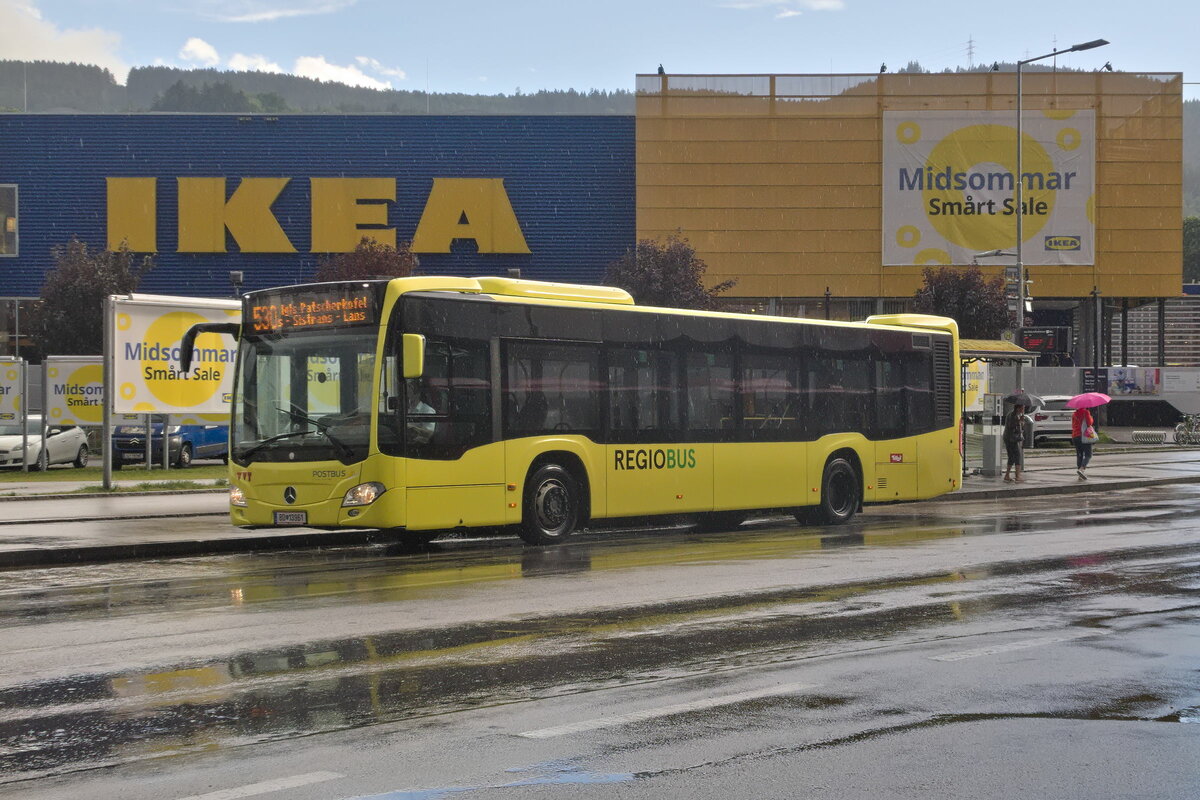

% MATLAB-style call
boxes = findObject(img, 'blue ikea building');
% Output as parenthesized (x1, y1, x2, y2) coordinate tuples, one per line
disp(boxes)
(0, 114, 635, 298)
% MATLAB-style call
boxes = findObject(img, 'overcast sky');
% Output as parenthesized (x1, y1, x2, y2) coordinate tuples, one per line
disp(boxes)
(2, 0, 1195, 99)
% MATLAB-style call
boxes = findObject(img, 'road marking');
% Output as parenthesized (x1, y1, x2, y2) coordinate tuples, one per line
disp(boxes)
(516, 682, 818, 739)
(930, 629, 1112, 662)
(174, 772, 343, 800)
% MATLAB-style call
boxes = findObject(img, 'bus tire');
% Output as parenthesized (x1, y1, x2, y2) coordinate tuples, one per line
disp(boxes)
(693, 511, 748, 532)
(519, 463, 579, 545)
(817, 457, 860, 525)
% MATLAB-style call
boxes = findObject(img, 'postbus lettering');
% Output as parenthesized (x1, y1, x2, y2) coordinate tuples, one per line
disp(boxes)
(106, 176, 531, 255)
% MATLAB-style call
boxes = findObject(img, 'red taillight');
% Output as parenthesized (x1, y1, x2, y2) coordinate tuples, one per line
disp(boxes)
(1034, 413, 1048, 421)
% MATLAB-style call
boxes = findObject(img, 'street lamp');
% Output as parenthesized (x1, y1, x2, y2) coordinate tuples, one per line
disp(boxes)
(1015, 38, 1108, 383)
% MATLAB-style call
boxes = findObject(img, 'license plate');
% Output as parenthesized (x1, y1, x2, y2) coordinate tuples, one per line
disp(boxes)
(273, 511, 308, 526)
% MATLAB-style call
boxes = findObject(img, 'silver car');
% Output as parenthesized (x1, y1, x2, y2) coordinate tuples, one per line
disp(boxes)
(0, 415, 90, 469)
(1028, 395, 1076, 447)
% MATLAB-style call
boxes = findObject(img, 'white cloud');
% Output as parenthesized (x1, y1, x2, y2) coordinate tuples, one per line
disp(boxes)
(293, 55, 392, 89)
(179, 37, 221, 67)
(200, 0, 357, 23)
(720, 0, 845, 12)
(228, 53, 284, 73)
(0, 0, 129, 82)
(355, 56, 406, 80)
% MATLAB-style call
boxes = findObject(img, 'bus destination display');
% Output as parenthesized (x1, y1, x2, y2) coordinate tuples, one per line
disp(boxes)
(249, 286, 379, 333)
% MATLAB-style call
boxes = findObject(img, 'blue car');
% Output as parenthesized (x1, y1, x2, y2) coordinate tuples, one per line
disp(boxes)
(111, 418, 228, 469)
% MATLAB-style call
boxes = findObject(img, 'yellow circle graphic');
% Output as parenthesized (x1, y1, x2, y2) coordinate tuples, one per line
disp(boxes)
(1056, 127, 1081, 151)
(1042, 108, 1078, 120)
(51, 407, 62, 418)
(48, 367, 59, 378)
(134, 402, 156, 412)
(58, 364, 104, 425)
(915, 248, 952, 265)
(142, 311, 230, 408)
(923, 124, 1056, 251)
(4, 369, 15, 381)
(120, 383, 136, 400)
(896, 121, 921, 144)
(117, 313, 132, 331)
(896, 226, 921, 248)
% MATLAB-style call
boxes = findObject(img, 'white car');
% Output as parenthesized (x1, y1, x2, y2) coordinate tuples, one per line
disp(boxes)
(1028, 395, 1077, 447)
(0, 415, 90, 470)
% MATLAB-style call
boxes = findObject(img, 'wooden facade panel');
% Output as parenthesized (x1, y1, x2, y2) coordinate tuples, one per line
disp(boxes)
(638, 207, 878, 232)
(638, 72, 1182, 299)
(637, 140, 879, 164)
(638, 117, 881, 142)
(638, 163, 879, 188)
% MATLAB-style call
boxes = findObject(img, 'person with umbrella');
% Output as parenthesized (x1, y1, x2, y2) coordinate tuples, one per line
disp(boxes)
(1067, 392, 1109, 479)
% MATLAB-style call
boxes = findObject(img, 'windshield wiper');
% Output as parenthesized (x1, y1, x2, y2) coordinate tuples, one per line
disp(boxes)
(234, 405, 357, 462)
(237, 428, 323, 462)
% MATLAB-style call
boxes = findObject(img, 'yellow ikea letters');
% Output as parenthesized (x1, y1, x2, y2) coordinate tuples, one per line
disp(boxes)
(106, 177, 530, 254)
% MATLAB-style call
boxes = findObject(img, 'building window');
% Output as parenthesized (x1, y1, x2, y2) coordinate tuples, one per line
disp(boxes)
(0, 186, 16, 256)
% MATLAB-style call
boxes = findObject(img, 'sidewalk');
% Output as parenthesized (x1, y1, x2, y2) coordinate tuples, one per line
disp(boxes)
(1, 444, 1198, 568)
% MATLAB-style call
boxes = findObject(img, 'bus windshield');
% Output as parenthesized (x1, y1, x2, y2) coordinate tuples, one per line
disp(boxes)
(231, 330, 379, 465)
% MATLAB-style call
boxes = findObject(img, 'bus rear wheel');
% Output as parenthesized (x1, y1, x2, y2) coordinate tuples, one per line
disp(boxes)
(815, 457, 860, 524)
(519, 464, 579, 545)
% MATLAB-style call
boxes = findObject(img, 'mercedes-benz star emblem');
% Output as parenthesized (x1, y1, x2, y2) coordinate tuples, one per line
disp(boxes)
(283, 486, 297, 504)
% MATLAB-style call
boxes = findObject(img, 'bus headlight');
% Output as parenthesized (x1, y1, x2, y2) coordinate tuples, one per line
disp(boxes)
(229, 486, 247, 507)
(342, 482, 385, 507)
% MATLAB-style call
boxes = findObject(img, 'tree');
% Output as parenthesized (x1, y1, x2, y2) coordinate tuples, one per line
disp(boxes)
(314, 237, 419, 282)
(1184, 216, 1200, 284)
(32, 238, 154, 356)
(912, 266, 1011, 339)
(604, 237, 736, 309)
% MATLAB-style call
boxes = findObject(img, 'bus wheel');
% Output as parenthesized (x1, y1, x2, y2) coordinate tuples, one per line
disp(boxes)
(817, 457, 860, 524)
(519, 464, 579, 545)
(693, 511, 748, 532)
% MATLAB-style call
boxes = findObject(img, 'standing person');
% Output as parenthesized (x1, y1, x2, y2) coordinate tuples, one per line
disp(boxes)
(1002, 403, 1026, 483)
(1072, 405, 1096, 479)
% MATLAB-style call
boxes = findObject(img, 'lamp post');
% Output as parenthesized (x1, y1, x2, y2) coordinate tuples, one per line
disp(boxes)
(1015, 38, 1108, 385)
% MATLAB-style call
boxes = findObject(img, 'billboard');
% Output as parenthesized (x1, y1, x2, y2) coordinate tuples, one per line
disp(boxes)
(44, 356, 103, 426)
(109, 294, 240, 418)
(883, 110, 1095, 267)
(0, 358, 23, 422)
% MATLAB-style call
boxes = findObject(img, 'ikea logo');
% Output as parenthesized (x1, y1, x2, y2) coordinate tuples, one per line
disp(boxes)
(1044, 235, 1081, 251)
(106, 177, 531, 255)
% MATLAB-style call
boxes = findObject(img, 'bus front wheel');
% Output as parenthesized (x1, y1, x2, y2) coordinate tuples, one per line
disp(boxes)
(815, 457, 860, 525)
(519, 464, 579, 545)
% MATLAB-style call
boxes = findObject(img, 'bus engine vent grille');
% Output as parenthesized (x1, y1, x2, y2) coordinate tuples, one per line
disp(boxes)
(877, 477, 888, 489)
(933, 337, 954, 429)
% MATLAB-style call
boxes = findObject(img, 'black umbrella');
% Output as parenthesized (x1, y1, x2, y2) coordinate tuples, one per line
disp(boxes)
(1004, 391, 1044, 409)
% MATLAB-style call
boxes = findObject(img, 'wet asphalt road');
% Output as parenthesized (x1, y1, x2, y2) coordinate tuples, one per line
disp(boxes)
(1, 486, 1198, 799)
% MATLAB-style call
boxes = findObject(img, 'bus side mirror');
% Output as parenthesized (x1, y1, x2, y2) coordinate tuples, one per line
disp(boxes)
(402, 333, 425, 379)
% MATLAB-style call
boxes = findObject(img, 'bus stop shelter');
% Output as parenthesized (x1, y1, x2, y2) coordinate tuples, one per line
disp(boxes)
(960, 339, 1038, 477)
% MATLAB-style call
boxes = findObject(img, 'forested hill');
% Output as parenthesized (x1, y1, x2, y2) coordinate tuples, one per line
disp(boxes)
(0, 61, 633, 114)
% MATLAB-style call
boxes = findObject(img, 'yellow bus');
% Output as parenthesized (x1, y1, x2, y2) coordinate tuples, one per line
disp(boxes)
(185, 276, 961, 545)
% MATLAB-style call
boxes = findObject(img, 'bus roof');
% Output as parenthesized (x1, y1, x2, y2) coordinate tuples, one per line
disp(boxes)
(384, 276, 958, 336)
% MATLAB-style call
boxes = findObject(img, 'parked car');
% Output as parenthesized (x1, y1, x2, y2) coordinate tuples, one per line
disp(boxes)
(111, 418, 228, 469)
(1027, 395, 1077, 447)
(0, 415, 90, 470)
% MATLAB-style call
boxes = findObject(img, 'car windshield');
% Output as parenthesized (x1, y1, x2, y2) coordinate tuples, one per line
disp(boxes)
(0, 418, 42, 436)
(231, 330, 379, 465)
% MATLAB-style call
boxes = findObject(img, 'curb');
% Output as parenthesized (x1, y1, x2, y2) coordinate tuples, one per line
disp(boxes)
(0, 488, 226, 502)
(0, 528, 392, 569)
(941, 474, 1200, 501)
(0, 511, 228, 527)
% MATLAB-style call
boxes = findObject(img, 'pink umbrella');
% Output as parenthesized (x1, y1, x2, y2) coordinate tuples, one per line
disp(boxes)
(1066, 392, 1111, 409)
